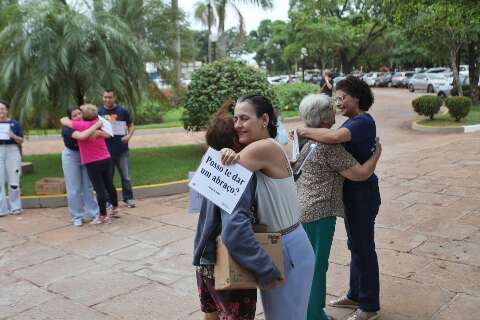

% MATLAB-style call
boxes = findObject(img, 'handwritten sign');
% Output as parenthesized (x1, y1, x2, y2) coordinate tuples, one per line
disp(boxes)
(98, 116, 113, 137)
(111, 121, 127, 136)
(0, 123, 10, 140)
(189, 147, 253, 214)
(188, 171, 203, 214)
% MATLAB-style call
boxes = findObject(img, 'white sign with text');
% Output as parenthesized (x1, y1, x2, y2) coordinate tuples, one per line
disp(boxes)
(0, 123, 10, 140)
(111, 121, 127, 136)
(189, 147, 253, 214)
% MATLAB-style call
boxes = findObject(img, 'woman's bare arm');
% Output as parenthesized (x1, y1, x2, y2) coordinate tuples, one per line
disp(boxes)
(60, 117, 73, 128)
(297, 127, 351, 144)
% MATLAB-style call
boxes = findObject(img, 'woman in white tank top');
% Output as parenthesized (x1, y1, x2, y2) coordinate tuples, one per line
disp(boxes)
(220, 95, 315, 320)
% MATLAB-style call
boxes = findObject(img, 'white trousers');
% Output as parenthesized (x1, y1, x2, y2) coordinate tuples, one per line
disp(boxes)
(0, 144, 22, 215)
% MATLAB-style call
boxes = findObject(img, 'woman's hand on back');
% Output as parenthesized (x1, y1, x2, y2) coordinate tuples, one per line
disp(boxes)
(220, 148, 240, 165)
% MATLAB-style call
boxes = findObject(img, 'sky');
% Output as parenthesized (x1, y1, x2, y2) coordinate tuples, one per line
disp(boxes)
(178, 0, 290, 33)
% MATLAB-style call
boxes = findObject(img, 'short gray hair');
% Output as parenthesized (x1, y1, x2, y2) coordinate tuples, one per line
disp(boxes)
(299, 94, 332, 128)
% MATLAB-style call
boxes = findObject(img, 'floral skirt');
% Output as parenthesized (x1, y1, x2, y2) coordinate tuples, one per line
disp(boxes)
(196, 265, 257, 320)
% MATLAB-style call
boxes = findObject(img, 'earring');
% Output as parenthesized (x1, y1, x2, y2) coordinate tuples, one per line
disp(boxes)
(263, 124, 267, 128)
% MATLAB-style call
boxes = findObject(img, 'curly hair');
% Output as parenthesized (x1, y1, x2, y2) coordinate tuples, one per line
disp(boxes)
(336, 76, 374, 111)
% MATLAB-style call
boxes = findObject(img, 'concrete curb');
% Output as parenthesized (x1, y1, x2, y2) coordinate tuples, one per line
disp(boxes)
(411, 120, 480, 134)
(22, 180, 189, 209)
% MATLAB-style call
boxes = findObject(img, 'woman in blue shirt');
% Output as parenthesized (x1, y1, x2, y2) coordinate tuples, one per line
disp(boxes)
(0, 100, 24, 216)
(296, 76, 381, 320)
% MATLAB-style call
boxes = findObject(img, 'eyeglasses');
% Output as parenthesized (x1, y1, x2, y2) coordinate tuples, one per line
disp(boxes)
(334, 94, 348, 103)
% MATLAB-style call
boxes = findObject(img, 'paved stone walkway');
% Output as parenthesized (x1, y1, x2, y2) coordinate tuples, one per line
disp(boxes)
(1, 89, 479, 319)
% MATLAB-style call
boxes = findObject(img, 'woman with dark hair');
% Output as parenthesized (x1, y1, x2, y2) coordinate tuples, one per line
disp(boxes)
(296, 76, 381, 320)
(220, 95, 315, 320)
(61, 106, 100, 226)
(193, 103, 281, 320)
(0, 99, 23, 216)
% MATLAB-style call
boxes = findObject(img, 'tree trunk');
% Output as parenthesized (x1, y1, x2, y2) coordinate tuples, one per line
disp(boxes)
(217, 0, 226, 59)
(217, 26, 226, 59)
(467, 42, 479, 105)
(207, 4, 212, 63)
(171, 0, 181, 89)
(449, 45, 462, 96)
(339, 50, 351, 74)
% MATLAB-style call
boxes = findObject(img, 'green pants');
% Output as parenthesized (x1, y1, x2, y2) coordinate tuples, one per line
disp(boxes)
(303, 216, 337, 320)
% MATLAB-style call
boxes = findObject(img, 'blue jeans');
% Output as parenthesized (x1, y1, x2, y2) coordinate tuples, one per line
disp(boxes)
(344, 182, 381, 312)
(62, 148, 99, 222)
(111, 151, 133, 201)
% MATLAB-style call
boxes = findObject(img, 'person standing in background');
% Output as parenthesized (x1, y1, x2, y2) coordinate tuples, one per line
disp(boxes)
(98, 89, 135, 208)
(321, 70, 334, 97)
(0, 99, 23, 216)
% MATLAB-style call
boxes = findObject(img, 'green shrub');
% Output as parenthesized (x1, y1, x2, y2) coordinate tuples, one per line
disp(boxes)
(445, 96, 472, 121)
(133, 100, 168, 125)
(412, 95, 443, 120)
(273, 83, 319, 112)
(182, 60, 276, 131)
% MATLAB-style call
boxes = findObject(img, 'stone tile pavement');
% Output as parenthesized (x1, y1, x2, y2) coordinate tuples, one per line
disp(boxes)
(1, 89, 480, 319)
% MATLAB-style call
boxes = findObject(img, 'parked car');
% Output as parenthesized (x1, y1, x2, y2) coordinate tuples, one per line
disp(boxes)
(153, 78, 171, 90)
(436, 74, 472, 98)
(333, 76, 347, 89)
(267, 75, 289, 85)
(425, 67, 451, 76)
(375, 72, 395, 87)
(408, 73, 449, 93)
(391, 71, 415, 88)
(364, 72, 385, 86)
(459, 65, 469, 76)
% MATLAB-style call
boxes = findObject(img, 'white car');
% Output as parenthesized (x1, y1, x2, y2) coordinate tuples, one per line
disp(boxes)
(436, 74, 478, 98)
(152, 78, 171, 90)
(363, 72, 385, 87)
(267, 75, 289, 85)
(408, 73, 449, 93)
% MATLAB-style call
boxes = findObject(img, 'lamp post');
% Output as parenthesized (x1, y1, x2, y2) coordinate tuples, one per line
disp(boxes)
(301, 47, 308, 82)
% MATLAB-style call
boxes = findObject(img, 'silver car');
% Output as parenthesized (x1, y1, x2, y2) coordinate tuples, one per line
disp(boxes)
(391, 71, 414, 88)
(408, 73, 449, 93)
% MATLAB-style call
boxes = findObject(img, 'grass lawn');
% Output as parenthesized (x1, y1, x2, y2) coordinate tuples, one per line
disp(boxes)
(418, 105, 480, 126)
(22, 144, 206, 196)
(26, 107, 185, 135)
(280, 110, 300, 119)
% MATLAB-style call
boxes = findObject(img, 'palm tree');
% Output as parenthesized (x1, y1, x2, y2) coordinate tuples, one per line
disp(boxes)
(194, 1, 217, 63)
(0, 0, 145, 128)
(215, 0, 273, 59)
